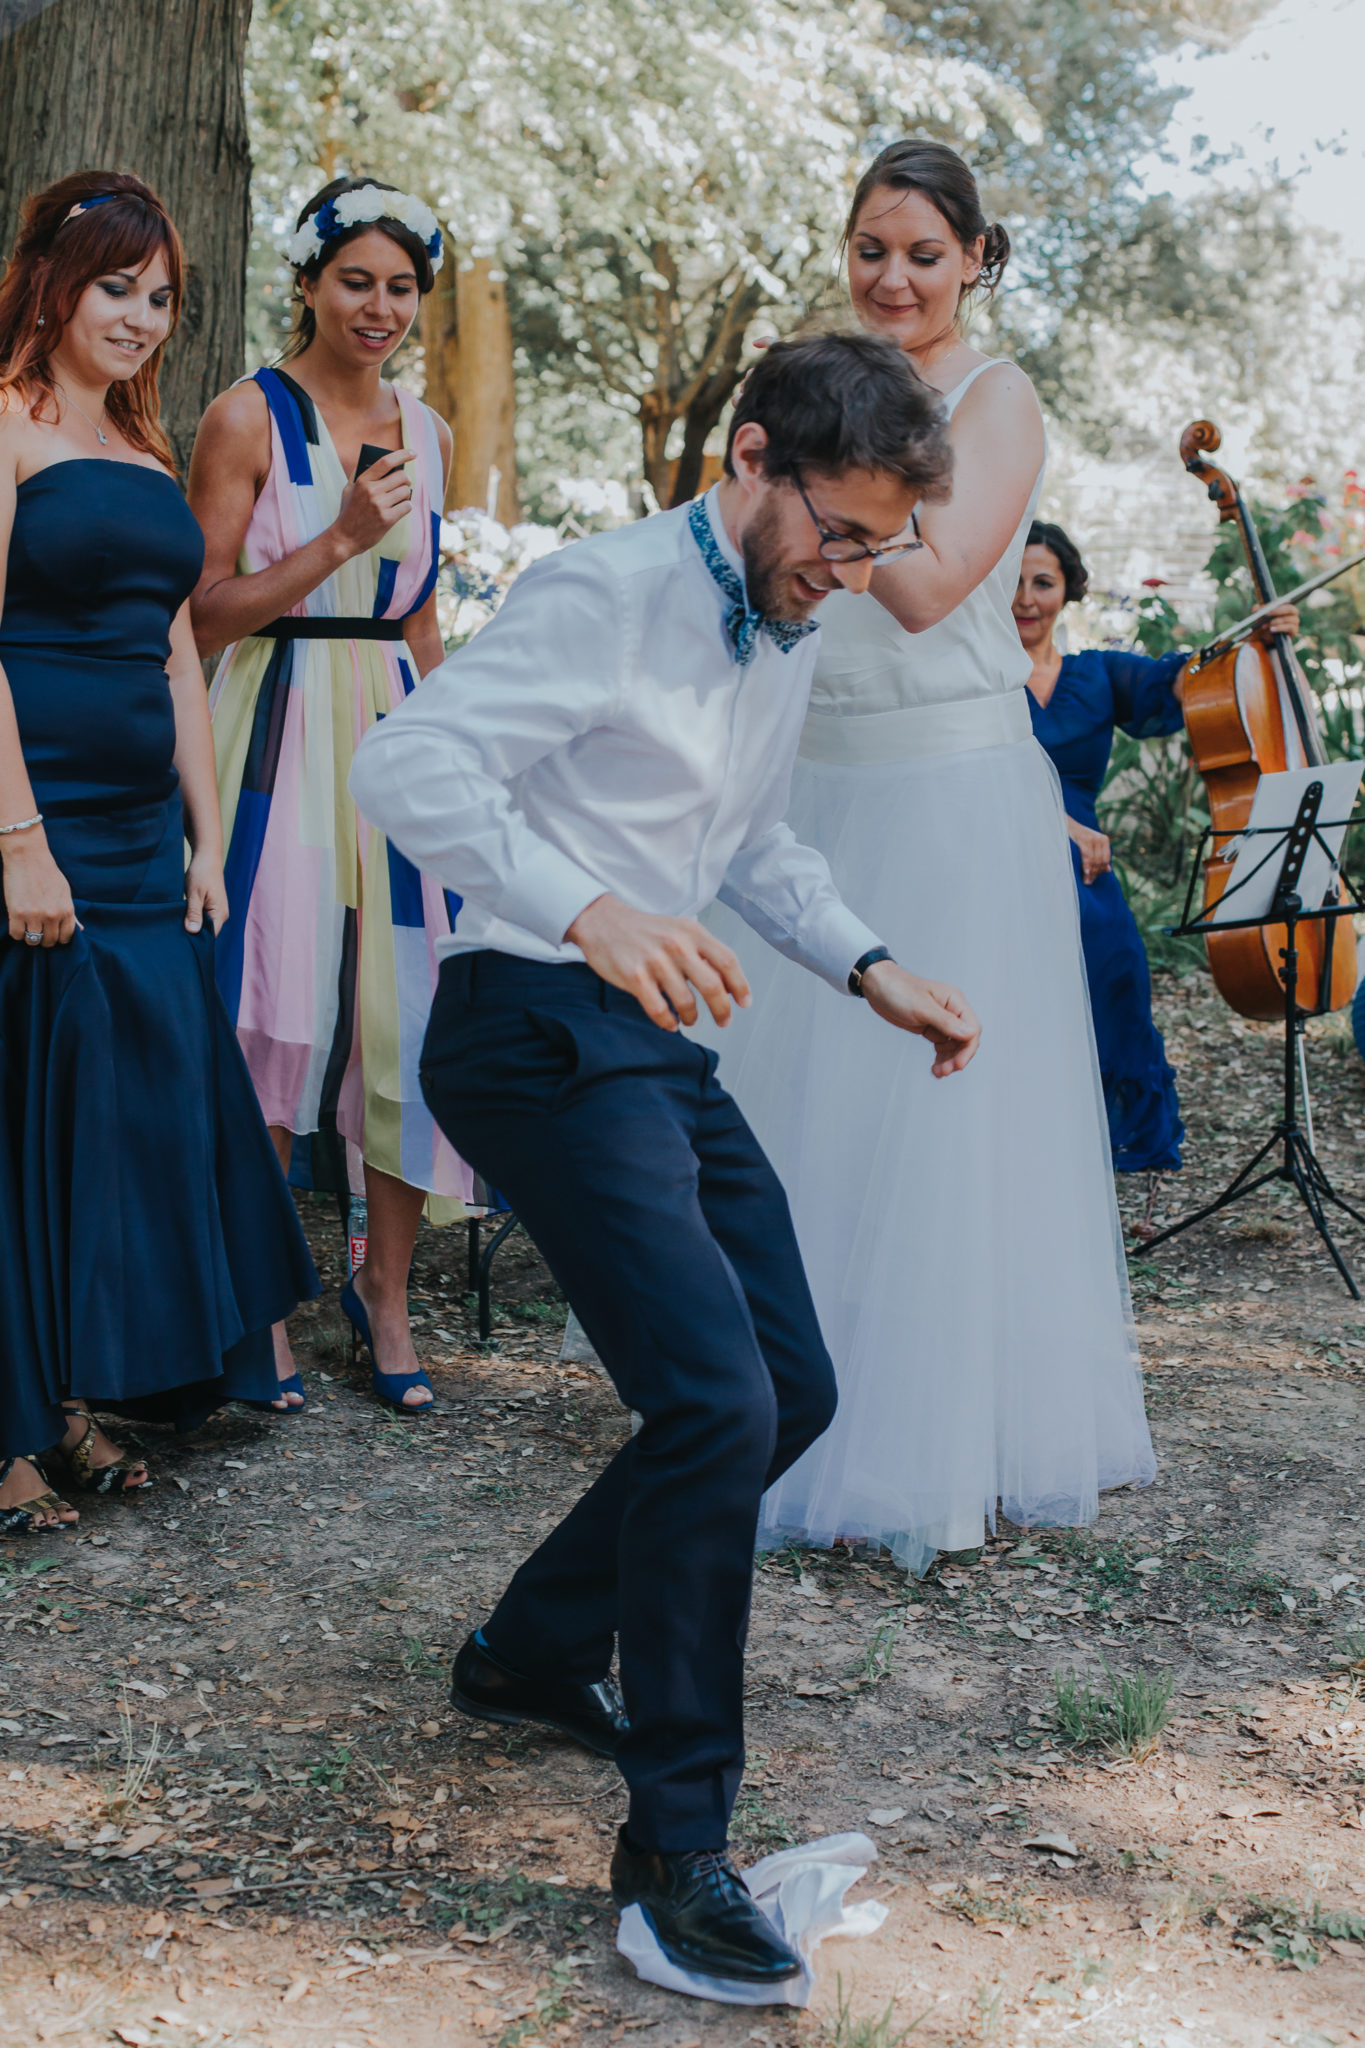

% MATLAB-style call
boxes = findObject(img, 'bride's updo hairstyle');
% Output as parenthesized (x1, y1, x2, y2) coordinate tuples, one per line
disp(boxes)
(283, 175, 439, 361)
(843, 140, 1010, 309)
(0, 169, 183, 468)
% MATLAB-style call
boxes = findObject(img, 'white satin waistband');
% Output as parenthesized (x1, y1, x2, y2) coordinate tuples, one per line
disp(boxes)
(798, 687, 1033, 764)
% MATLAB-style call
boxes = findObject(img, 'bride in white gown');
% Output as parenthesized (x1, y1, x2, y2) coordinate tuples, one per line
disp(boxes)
(700, 141, 1155, 1573)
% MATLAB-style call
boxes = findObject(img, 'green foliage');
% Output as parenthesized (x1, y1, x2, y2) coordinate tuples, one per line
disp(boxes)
(950, 1884, 1038, 1928)
(442, 1868, 577, 1934)
(825, 1977, 929, 2047)
(1231, 1894, 1365, 1969)
(1050, 1661, 1174, 1758)
(849, 1614, 901, 1686)
(731, 1783, 797, 1854)
(498, 1962, 576, 2047)
(1096, 478, 1365, 973)
(307, 1744, 353, 1792)
(244, 0, 1331, 502)
(1048, 1529, 1139, 1586)
(400, 1633, 445, 1677)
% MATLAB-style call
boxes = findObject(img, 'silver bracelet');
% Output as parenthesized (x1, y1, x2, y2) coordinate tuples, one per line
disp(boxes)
(0, 812, 42, 836)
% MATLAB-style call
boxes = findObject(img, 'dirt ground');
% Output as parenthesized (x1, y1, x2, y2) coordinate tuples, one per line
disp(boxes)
(3, 970, 1365, 2048)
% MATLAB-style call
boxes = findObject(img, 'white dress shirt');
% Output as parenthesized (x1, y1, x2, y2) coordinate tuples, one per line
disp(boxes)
(348, 487, 882, 992)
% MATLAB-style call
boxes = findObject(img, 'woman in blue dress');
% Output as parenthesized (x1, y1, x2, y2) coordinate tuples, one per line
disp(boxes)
(0, 172, 318, 1534)
(1013, 519, 1298, 1196)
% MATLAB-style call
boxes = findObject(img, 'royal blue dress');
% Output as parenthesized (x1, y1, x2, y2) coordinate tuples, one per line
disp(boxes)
(0, 460, 319, 1459)
(1028, 647, 1187, 1173)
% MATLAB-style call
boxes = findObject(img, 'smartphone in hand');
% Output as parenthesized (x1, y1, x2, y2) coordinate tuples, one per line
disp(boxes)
(355, 442, 395, 480)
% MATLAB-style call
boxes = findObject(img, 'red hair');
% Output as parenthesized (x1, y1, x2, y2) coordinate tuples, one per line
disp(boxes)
(0, 169, 184, 471)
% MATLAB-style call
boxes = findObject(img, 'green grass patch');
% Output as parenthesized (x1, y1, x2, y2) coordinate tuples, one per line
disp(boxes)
(731, 1784, 796, 1855)
(825, 1976, 930, 2046)
(1230, 1895, 1365, 1969)
(949, 1884, 1038, 1928)
(849, 1615, 900, 1686)
(1051, 1662, 1174, 1758)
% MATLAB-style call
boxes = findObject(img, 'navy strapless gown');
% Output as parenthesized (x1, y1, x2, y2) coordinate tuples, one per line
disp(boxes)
(1028, 647, 1186, 1174)
(0, 459, 319, 1457)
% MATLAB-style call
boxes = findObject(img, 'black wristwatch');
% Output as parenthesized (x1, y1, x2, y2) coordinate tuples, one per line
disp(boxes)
(848, 946, 894, 996)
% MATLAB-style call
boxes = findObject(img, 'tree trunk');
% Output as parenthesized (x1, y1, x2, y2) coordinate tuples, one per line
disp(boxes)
(639, 391, 675, 511)
(0, 0, 253, 476)
(420, 240, 457, 439)
(446, 254, 519, 524)
(418, 236, 462, 512)
(668, 282, 763, 505)
(671, 375, 740, 506)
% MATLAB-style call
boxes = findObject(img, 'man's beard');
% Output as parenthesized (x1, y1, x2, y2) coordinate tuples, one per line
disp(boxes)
(741, 494, 824, 624)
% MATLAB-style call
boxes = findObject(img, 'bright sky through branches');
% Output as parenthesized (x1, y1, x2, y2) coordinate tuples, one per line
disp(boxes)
(1136, 0, 1365, 261)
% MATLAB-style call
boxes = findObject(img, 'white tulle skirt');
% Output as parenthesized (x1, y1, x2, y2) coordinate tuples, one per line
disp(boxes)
(697, 732, 1156, 1575)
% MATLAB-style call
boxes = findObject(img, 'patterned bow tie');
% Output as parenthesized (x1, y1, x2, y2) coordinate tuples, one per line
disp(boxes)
(687, 496, 819, 667)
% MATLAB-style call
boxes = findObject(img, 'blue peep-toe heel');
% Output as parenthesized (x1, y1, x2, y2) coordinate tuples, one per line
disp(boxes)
(340, 1277, 437, 1416)
(247, 1373, 307, 1416)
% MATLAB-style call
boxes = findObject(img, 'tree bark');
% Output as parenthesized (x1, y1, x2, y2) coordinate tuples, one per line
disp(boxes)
(418, 236, 463, 513)
(639, 391, 674, 510)
(0, 0, 253, 476)
(437, 254, 519, 524)
(670, 343, 751, 506)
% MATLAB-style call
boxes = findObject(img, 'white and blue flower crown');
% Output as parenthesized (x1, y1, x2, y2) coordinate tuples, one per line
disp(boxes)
(285, 184, 443, 272)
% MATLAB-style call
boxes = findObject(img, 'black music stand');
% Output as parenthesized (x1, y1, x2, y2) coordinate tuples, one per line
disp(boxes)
(1141, 780, 1365, 1296)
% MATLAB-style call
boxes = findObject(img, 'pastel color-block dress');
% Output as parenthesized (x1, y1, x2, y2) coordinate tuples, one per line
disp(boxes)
(209, 367, 472, 1214)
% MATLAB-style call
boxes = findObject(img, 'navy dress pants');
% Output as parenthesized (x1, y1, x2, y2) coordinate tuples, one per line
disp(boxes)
(420, 951, 837, 1851)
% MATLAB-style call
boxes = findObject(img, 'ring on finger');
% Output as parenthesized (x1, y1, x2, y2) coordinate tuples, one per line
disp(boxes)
(23, 929, 42, 945)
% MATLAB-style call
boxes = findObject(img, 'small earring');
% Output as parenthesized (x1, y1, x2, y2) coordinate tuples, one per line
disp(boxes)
(36, 314, 45, 327)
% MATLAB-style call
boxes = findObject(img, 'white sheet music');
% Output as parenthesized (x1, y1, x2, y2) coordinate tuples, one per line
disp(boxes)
(1208, 763, 1362, 925)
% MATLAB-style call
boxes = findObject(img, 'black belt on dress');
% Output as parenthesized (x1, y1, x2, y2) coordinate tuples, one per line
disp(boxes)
(260, 616, 406, 640)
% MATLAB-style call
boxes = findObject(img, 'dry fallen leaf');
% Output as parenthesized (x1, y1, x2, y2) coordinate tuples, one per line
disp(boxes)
(1023, 1831, 1079, 1858)
(112, 1825, 167, 1860)
(281, 1978, 311, 2005)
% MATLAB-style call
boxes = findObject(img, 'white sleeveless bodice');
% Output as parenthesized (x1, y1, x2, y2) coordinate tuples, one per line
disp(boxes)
(807, 360, 1044, 726)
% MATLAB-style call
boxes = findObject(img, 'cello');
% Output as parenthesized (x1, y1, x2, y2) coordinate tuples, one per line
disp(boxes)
(1177, 419, 1357, 1023)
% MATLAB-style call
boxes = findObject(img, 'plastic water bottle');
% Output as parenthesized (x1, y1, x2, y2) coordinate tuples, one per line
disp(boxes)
(347, 1194, 369, 1279)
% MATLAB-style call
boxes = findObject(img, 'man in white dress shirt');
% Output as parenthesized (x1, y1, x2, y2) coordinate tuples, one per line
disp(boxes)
(350, 333, 978, 1985)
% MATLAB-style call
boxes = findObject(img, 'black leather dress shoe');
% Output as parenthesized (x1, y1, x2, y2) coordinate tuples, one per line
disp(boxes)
(610, 1827, 803, 1984)
(450, 1632, 626, 1757)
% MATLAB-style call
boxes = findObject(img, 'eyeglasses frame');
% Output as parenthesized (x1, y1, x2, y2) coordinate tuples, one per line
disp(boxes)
(792, 467, 924, 564)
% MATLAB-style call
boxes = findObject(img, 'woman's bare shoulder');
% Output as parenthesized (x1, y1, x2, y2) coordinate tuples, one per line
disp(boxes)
(198, 377, 270, 443)
(0, 391, 43, 479)
(191, 378, 273, 494)
(959, 358, 1040, 422)
(429, 405, 453, 466)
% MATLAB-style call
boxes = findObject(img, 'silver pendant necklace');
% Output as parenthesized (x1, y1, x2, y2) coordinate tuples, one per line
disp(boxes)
(61, 388, 109, 446)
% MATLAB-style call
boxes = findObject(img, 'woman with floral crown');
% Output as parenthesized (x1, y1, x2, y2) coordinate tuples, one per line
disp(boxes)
(189, 176, 469, 1416)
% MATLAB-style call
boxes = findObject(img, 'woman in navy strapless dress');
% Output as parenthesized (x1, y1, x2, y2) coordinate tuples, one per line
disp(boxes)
(0, 172, 317, 1533)
(1013, 520, 1299, 1189)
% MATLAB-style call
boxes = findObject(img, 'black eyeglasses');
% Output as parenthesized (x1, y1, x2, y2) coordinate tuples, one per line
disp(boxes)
(793, 469, 924, 564)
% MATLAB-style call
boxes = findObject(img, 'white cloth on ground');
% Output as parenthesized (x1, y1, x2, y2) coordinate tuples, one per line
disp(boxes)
(616, 1832, 886, 2006)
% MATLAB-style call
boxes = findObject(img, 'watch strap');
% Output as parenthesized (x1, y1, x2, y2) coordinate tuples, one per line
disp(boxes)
(848, 945, 893, 996)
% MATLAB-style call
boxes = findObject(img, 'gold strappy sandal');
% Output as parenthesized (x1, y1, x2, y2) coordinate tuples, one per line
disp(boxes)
(48, 1406, 153, 1498)
(0, 1456, 78, 1533)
